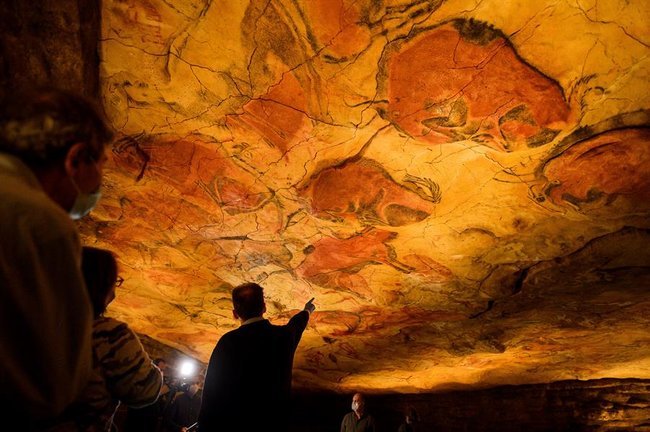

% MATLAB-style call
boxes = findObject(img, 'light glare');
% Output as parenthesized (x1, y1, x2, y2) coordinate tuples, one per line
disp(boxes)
(179, 360, 195, 377)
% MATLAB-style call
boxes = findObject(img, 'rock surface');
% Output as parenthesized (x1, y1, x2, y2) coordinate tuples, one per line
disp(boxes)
(46, 0, 650, 393)
(0, 0, 101, 99)
(83, 0, 650, 392)
(290, 378, 650, 431)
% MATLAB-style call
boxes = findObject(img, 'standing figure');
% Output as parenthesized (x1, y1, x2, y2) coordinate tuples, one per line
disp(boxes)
(125, 358, 172, 432)
(63, 247, 163, 430)
(341, 393, 376, 432)
(0, 88, 112, 427)
(198, 283, 315, 431)
(397, 407, 420, 432)
(164, 379, 202, 432)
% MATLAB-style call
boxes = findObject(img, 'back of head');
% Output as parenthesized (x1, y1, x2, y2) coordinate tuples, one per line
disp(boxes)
(81, 246, 118, 317)
(0, 88, 112, 170)
(232, 283, 265, 320)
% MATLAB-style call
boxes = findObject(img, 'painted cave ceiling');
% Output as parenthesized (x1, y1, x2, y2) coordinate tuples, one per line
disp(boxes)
(80, 0, 650, 392)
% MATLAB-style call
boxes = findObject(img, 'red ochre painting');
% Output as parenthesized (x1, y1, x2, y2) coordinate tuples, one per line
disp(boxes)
(543, 128, 650, 212)
(88, 1, 650, 393)
(382, 20, 571, 151)
(299, 158, 438, 226)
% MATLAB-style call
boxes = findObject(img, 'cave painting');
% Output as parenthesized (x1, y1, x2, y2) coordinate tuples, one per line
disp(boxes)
(299, 158, 439, 226)
(302, 0, 371, 60)
(381, 19, 571, 151)
(297, 229, 402, 280)
(113, 134, 273, 215)
(94, 0, 650, 394)
(542, 128, 650, 212)
(229, 71, 311, 156)
(297, 229, 452, 301)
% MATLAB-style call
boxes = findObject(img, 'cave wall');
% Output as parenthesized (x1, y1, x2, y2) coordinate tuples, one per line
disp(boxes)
(290, 379, 650, 432)
(89, 0, 650, 394)
(1, 1, 649, 424)
(0, 0, 101, 100)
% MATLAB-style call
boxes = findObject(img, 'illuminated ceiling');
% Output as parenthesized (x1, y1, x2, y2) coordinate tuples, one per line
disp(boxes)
(80, 0, 650, 392)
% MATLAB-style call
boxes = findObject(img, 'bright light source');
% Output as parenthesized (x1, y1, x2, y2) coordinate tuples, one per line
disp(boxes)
(179, 359, 196, 377)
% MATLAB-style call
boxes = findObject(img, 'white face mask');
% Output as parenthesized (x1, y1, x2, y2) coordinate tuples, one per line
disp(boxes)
(69, 186, 102, 220)
(68, 159, 102, 220)
(352, 401, 360, 411)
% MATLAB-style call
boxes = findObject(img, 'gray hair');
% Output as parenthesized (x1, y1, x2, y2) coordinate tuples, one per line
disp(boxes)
(0, 88, 113, 167)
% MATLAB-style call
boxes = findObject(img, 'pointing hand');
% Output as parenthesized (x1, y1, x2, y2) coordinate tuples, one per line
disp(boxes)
(304, 297, 316, 314)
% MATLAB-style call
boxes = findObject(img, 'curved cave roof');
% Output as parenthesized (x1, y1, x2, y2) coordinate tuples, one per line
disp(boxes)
(79, 0, 650, 393)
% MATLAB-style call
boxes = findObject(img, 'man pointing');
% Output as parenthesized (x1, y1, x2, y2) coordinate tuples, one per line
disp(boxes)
(199, 283, 315, 431)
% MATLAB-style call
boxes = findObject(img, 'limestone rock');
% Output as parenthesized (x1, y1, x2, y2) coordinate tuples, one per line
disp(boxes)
(73, 0, 650, 393)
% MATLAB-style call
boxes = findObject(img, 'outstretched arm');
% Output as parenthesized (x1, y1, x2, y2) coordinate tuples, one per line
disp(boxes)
(287, 297, 316, 348)
(304, 297, 316, 314)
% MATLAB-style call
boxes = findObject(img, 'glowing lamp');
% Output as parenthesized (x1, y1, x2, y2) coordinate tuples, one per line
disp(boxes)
(179, 359, 196, 377)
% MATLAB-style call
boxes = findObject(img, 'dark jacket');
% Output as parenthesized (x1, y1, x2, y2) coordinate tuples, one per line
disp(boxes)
(165, 390, 202, 431)
(198, 311, 309, 431)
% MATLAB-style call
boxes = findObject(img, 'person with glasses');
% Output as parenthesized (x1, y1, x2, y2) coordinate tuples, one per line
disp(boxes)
(0, 88, 113, 427)
(54, 247, 163, 431)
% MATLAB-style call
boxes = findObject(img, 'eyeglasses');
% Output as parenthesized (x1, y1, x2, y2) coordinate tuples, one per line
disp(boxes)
(115, 276, 124, 287)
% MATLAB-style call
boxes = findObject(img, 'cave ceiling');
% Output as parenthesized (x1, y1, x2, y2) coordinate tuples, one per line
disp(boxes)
(81, 0, 650, 392)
